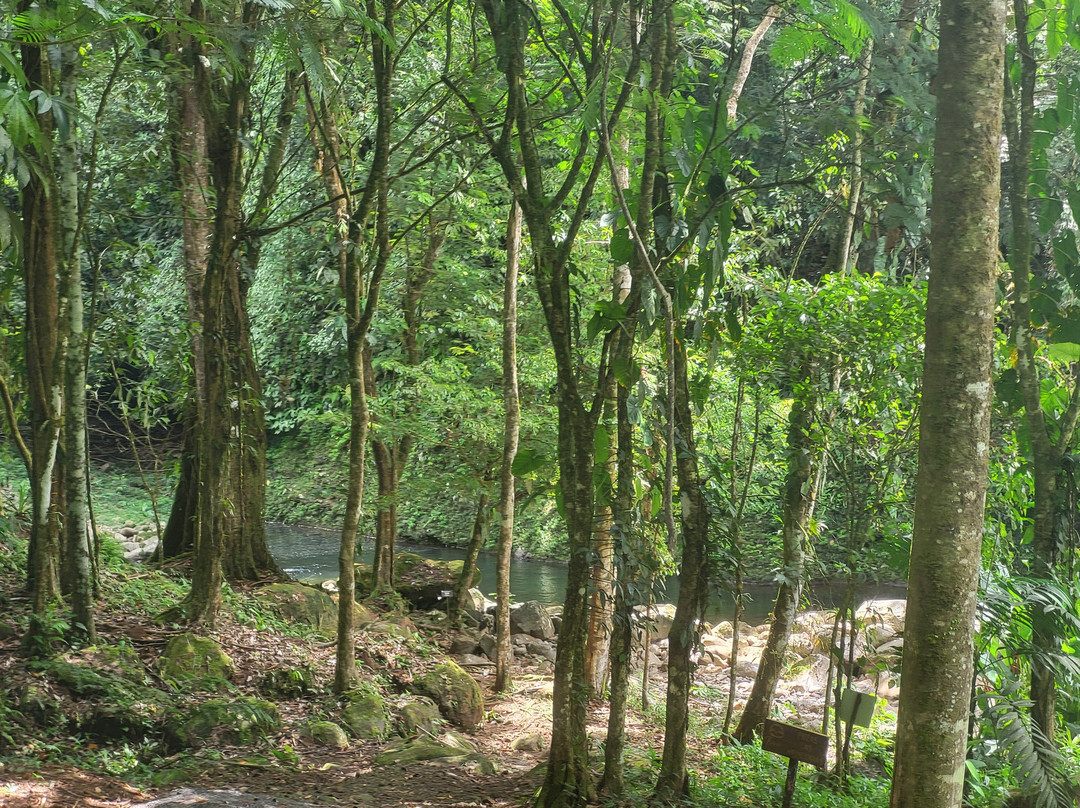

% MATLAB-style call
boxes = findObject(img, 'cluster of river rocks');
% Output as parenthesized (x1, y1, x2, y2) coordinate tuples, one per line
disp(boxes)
(451, 590, 906, 727)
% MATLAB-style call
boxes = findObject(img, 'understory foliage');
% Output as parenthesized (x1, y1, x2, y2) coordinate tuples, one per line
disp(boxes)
(0, 0, 1079, 805)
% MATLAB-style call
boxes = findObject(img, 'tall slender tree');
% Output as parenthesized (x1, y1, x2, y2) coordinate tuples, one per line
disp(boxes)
(889, 2, 1006, 807)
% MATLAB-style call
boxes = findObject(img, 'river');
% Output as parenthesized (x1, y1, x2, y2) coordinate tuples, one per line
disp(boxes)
(265, 523, 905, 626)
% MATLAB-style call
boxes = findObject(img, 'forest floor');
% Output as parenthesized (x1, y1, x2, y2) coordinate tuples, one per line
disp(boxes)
(0, 553, 682, 808)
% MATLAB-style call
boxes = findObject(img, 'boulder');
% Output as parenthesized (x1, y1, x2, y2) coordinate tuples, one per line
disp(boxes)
(478, 634, 500, 661)
(511, 733, 546, 752)
(156, 634, 233, 689)
(175, 698, 280, 747)
(258, 666, 316, 698)
(463, 588, 495, 620)
(398, 698, 443, 735)
(449, 635, 481, 655)
(510, 601, 555, 640)
(305, 721, 349, 749)
(413, 661, 485, 730)
(0, 620, 15, 640)
(341, 693, 387, 739)
(356, 553, 481, 611)
(634, 604, 677, 643)
(373, 737, 495, 773)
(258, 583, 341, 636)
(524, 639, 557, 663)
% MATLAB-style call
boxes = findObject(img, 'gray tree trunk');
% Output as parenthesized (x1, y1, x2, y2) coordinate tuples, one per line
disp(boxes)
(889, 2, 1005, 807)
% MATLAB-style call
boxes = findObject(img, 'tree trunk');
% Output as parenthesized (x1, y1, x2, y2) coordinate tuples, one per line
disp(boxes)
(1002, 0, 1080, 745)
(57, 43, 95, 642)
(494, 200, 522, 693)
(450, 490, 490, 625)
(162, 6, 278, 585)
(889, 2, 1005, 807)
(20, 17, 63, 613)
(654, 337, 711, 803)
(734, 359, 816, 743)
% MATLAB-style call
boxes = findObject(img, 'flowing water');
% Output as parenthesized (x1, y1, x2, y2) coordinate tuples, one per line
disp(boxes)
(265, 522, 905, 626)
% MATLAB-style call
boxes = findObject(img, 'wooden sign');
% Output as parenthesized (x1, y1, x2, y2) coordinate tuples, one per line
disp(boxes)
(762, 719, 829, 769)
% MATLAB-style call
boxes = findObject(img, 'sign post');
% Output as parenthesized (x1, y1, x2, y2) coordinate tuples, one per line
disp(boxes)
(836, 688, 876, 778)
(762, 719, 829, 808)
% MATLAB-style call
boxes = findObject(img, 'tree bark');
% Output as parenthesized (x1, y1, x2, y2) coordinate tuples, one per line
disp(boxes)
(57, 43, 95, 642)
(889, 3, 1005, 807)
(162, 5, 280, 585)
(654, 337, 711, 802)
(494, 200, 522, 693)
(733, 359, 816, 743)
(1002, 0, 1080, 745)
(20, 11, 63, 613)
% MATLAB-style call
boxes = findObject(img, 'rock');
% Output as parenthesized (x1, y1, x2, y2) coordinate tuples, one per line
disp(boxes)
(305, 721, 349, 749)
(399, 698, 443, 735)
(478, 634, 500, 660)
(119, 527, 139, 538)
(374, 737, 462, 765)
(511, 733, 545, 752)
(175, 698, 280, 747)
(634, 603, 677, 643)
(788, 653, 832, 691)
(510, 601, 556, 640)
(524, 639, 557, 663)
(438, 731, 477, 753)
(356, 553, 481, 610)
(449, 635, 481, 655)
(156, 633, 233, 689)
(712, 620, 734, 637)
(462, 588, 494, 620)
(0, 621, 16, 640)
(257, 583, 338, 636)
(366, 620, 416, 639)
(341, 693, 387, 739)
(259, 666, 316, 698)
(413, 661, 485, 730)
(855, 598, 906, 631)
(373, 737, 494, 773)
(458, 654, 492, 667)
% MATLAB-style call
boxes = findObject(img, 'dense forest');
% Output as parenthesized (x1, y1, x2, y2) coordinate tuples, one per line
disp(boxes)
(1, 0, 1079, 807)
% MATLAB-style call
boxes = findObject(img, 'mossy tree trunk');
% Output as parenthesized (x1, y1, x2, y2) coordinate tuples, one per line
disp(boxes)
(20, 8, 64, 614)
(889, 2, 1005, 806)
(654, 337, 710, 802)
(1002, 0, 1080, 745)
(494, 200, 522, 693)
(734, 358, 817, 743)
(162, 3, 282, 586)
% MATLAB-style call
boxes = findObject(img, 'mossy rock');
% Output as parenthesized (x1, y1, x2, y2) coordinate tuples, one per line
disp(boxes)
(305, 720, 349, 749)
(412, 661, 484, 730)
(175, 697, 280, 747)
(399, 698, 442, 736)
(259, 583, 375, 636)
(27, 658, 169, 741)
(356, 554, 481, 611)
(0, 620, 15, 640)
(258, 666, 317, 699)
(341, 693, 387, 739)
(156, 633, 233, 690)
(374, 738, 495, 774)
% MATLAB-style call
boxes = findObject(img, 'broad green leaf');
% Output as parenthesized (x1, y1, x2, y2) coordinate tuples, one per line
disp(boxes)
(1058, 77, 1074, 128)
(610, 229, 633, 264)
(1044, 343, 1080, 362)
(511, 448, 547, 477)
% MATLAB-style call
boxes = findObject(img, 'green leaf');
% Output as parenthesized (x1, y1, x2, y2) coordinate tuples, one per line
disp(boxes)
(511, 448, 547, 477)
(610, 229, 634, 264)
(1052, 233, 1080, 298)
(1057, 77, 1074, 129)
(1044, 343, 1080, 362)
